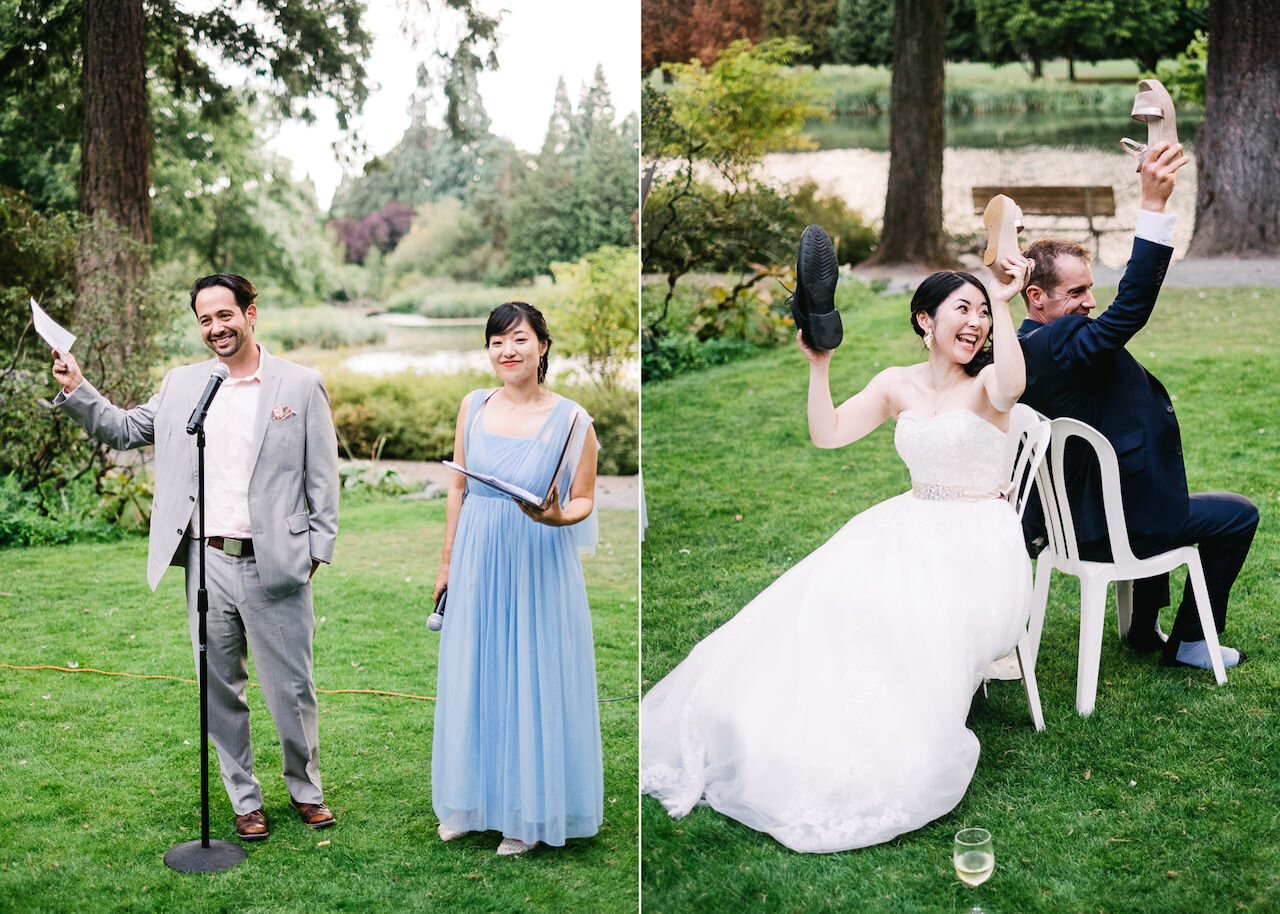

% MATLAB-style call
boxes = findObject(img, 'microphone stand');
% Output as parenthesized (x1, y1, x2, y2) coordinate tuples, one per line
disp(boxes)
(164, 422, 246, 872)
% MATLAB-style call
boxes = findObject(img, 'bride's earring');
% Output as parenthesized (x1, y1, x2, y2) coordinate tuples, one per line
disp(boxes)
(923, 329, 933, 350)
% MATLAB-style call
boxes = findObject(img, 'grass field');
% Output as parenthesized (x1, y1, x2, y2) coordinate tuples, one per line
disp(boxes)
(0, 497, 639, 914)
(640, 282, 1280, 913)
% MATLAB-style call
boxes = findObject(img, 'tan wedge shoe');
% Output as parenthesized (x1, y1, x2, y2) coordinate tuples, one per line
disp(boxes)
(982, 194, 1023, 283)
(1120, 78, 1178, 171)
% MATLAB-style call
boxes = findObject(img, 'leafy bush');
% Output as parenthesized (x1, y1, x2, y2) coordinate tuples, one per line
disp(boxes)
(1153, 31, 1207, 106)
(686, 268, 794, 343)
(0, 188, 181, 525)
(385, 197, 493, 284)
(326, 369, 481, 463)
(339, 460, 414, 500)
(542, 245, 639, 390)
(642, 331, 762, 382)
(325, 368, 638, 475)
(558, 381, 638, 476)
(643, 178, 799, 277)
(0, 474, 130, 548)
(788, 181, 879, 266)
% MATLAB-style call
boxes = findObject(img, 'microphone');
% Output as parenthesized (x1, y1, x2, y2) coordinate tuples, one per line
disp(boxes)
(427, 587, 447, 631)
(186, 362, 230, 435)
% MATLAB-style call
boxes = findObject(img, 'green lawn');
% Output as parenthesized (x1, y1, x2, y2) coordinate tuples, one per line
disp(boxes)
(640, 284, 1280, 913)
(0, 497, 639, 914)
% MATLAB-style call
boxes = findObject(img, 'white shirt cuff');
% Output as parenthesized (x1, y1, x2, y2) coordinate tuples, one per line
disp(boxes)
(1135, 209, 1176, 248)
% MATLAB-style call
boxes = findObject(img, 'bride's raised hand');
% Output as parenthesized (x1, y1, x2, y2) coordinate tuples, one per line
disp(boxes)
(990, 253, 1030, 305)
(798, 330, 833, 367)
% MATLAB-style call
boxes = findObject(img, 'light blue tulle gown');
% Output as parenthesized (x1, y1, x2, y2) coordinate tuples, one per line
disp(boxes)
(433, 389, 603, 846)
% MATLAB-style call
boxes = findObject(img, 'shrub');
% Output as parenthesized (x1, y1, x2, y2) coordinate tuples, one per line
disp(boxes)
(788, 181, 878, 266)
(543, 246, 640, 391)
(326, 369, 481, 462)
(642, 331, 762, 382)
(324, 368, 638, 476)
(0, 474, 130, 548)
(558, 382, 639, 476)
(0, 188, 181, 525)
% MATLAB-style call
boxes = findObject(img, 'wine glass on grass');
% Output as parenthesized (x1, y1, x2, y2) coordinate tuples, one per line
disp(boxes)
(953, 826, 994, 912)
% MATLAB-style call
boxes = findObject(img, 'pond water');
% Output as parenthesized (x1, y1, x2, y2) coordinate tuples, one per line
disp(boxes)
(342, 315, 490, 376)
(806, 109, 1203, 152)
(342, 313, 637, 386)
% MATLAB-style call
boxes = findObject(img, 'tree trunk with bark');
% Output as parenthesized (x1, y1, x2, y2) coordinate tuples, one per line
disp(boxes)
(1186, 0, 1280, 257)
(868, 0, 950, 267)
(77, 0, 151, 390)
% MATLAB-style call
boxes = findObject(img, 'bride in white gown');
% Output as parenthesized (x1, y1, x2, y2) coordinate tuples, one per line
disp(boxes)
(641, 254, 1033, 853)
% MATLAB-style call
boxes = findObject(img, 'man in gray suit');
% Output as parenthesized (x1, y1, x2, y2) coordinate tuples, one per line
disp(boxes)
(51, 273, 339, 841)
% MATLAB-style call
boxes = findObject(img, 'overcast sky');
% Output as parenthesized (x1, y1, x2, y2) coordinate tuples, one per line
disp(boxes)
(263, 0, 640, 210)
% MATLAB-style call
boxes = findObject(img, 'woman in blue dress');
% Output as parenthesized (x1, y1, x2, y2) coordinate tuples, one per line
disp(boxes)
(432, 301, 603, 855)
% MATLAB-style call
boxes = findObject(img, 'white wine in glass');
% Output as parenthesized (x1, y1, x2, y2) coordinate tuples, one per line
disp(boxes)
(953, 827, 995, 887)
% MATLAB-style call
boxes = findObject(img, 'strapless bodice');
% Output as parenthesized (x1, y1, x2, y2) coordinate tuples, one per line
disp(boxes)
(894, 410, 1007, 494)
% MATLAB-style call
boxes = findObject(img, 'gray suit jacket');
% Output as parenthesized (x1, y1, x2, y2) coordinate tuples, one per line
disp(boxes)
(55, 351, 339, 598)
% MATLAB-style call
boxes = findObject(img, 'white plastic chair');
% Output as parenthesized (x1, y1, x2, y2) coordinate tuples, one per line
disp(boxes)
(1027, 416, 1228, 717)
(997, 404, 1052, 730)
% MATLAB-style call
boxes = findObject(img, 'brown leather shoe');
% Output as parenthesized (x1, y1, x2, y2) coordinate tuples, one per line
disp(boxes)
(290, 797, 336, 829)
(234, 808, 269, 841)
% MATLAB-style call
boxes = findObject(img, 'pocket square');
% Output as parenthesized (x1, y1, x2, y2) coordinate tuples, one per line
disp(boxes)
(271, 406, 297, 421)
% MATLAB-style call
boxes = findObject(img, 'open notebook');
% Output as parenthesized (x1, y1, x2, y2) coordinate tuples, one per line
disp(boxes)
(443, 412, 579, 510)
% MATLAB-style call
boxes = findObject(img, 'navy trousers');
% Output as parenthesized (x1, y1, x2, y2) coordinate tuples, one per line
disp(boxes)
(1081, 491, 1258, 653)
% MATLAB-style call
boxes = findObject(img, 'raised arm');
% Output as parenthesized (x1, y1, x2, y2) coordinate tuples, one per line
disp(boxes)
(1044, 142, 1188, 367)
(802, 333, 895, 449)
(51, 348, 160, 449)
(982, 254, 1029, 413)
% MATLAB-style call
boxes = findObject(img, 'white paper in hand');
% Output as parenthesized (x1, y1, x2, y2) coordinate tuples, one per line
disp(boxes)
(30, 298, 76, 356)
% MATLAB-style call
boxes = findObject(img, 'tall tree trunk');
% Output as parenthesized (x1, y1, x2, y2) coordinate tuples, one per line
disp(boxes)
(77, 0, 151, 392)
(1186, 0, 1280, 257)
(869, 0, 949, 266)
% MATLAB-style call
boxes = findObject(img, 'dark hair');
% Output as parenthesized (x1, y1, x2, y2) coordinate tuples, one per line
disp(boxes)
(486, 301, 551, 384)
(190, 273, 257, 313)
(1021, 239, 1090, 304)
(908, 270, 993, 378)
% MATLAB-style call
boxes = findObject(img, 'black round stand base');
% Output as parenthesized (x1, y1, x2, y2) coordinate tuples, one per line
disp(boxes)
(164, 839, 247, 873)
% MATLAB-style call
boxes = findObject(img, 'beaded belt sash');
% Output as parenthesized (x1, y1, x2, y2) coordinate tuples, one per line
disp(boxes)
(911, 481, 1011, 502)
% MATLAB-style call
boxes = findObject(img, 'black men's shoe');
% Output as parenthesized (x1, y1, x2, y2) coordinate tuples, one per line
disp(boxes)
(790, 224, 842, 351)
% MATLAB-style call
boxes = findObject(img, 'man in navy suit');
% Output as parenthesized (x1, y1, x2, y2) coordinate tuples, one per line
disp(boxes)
(1016, 142, 1257, 671)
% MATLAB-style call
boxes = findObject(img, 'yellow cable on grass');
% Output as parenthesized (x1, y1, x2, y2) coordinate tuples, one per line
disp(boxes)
(1, 664, 637, 703)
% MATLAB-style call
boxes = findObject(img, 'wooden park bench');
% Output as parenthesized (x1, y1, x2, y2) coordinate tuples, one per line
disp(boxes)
(971, 185, 1116, 255)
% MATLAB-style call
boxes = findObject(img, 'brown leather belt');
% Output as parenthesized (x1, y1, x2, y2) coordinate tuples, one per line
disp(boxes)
(208, 536, 254, 557)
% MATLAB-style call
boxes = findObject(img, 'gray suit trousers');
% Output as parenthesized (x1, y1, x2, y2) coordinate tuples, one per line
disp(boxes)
(185, 539, 323, 813)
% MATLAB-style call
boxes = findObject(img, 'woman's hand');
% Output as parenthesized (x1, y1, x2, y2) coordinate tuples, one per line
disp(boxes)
(989, 254, 1030, 305)
(433, 566, 449, 602)
(518, 485, 567, 526)
(797, 330, 833, 367)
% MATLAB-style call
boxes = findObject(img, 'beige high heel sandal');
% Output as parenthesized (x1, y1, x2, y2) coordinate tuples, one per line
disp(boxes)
(1120, 78, 1178, 171)
(982, 194, 1024, 283)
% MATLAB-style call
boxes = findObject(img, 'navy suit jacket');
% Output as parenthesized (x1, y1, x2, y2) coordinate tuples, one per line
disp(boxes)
(1017, 236, 1189, 546)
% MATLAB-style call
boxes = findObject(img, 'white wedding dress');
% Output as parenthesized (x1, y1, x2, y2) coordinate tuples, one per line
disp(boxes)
(641, 409, 1032, 853)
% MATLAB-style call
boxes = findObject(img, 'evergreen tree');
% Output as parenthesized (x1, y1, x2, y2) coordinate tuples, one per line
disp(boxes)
(829, 0, 894, 66)
(505, 68, 636, 281)
(761, 0, 839, 65)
